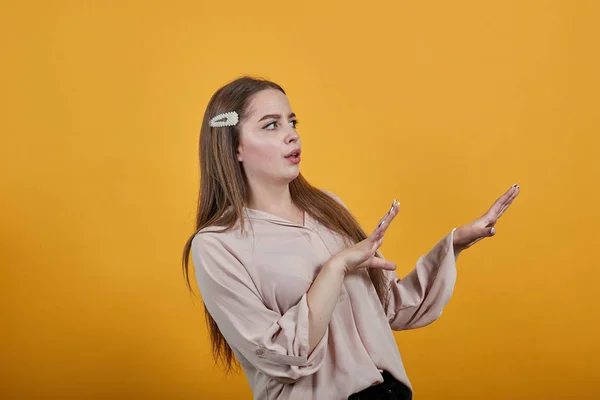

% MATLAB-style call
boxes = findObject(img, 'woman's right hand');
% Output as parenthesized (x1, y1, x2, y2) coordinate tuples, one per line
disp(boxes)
(336, 199, 401, 274)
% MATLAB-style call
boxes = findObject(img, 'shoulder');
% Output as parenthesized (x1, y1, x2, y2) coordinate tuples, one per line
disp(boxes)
(190, 230, 221, 260)
(192, 217, 257, 255)
(190, 228, 251, 278)
(191, 225, 240, 256)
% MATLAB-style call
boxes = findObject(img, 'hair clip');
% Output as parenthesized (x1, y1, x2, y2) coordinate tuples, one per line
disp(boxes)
(209, 111, 239, 127)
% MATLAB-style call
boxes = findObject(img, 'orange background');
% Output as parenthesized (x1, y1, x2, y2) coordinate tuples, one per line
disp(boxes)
(2, 1, 599, 399)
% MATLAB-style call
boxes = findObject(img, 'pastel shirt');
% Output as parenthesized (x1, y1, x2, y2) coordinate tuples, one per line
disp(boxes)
(191, 192, 458, 400)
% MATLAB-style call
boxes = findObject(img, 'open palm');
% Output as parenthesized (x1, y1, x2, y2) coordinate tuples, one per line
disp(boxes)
(339, 200, 401, 273)
(453, 184, 521, 252)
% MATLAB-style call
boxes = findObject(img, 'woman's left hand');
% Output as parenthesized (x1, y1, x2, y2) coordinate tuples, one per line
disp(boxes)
(453, 184, 521, 254)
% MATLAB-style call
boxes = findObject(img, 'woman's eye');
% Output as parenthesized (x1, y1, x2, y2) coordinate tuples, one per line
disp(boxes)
(264, 119, 298, 130)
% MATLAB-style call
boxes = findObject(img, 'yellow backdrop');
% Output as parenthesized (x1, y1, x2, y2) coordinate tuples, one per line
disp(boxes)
(2, 0, 599, 399)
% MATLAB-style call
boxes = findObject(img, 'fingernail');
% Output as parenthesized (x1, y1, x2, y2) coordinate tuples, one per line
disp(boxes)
(385, 200, 393, 214)
(490, 227, 496, 235)
(378, 220, 386, 228)
(517, 185, 520, 189)
(513, 184, 517, 187)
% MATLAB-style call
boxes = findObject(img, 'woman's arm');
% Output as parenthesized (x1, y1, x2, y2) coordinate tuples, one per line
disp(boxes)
(385, 184, 521, 330)
(306, 256, 346, 355)
(193, 197, 399, 383)
(193, 233, 330, 383)
(382, 229, 458, 330)
(307, 192, 400, 351)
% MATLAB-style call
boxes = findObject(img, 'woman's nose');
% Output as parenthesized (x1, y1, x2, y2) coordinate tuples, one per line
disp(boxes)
(285, 129, 299, 144)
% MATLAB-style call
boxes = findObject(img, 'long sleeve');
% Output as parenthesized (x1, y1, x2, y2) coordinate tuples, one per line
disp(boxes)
(383, 228, 458, 331)
(191, 233, 329, 384)
(323, 189, 458, 329)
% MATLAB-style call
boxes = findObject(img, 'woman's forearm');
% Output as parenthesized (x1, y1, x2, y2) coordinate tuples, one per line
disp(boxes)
(306, 256, 346, 355)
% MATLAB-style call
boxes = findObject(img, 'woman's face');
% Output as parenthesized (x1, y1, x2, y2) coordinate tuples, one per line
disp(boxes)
(237, 89, 302, 186)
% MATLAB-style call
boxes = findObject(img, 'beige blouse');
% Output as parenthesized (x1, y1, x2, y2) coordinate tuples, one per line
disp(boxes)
(191, 191, 458, 400)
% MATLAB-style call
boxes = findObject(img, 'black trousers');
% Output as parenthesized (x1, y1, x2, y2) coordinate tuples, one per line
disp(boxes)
(347, 371, 413, 400)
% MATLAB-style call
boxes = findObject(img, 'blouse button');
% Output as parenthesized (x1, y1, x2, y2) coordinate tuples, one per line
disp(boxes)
(255, 349, 264, 355)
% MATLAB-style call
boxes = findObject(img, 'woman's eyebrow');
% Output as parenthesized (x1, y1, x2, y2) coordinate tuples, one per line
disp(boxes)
(257, 112, 296, 122)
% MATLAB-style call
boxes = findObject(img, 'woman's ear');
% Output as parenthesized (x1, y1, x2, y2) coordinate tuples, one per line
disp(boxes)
(236, 146, 243, 162)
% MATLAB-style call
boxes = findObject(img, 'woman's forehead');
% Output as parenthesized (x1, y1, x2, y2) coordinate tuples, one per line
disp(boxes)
(247, 89, 292, 117)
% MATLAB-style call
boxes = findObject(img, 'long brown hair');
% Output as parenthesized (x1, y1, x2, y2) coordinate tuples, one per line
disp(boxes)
(181, 76, 389, 373)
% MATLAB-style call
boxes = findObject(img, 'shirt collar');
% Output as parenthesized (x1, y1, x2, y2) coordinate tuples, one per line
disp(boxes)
(243, 207, 310, 229)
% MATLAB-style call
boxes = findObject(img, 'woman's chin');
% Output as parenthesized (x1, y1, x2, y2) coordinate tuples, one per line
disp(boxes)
(279, 168, 300, 183)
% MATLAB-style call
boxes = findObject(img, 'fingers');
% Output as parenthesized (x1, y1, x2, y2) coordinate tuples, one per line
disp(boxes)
(372, 199, 400, 239)
(504, 184, 520, 205)
(369, 237, 383, 252)
(488, 184, 520, 219)
(368, 257, 397, 271)
(497, 184, 520, 217)
(492, 187, 513, 212)
(498, 203, 509, 218)
(379, 199, 400, 227)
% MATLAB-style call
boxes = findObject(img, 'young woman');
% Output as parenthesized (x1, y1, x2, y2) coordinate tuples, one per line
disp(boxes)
(182, 76, 520, 400)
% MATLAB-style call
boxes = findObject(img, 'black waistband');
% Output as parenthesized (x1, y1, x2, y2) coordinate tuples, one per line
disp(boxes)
(348, 371, 412, 400)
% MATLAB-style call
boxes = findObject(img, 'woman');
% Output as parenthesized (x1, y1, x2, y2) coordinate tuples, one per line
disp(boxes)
(182, 76, 520, 400)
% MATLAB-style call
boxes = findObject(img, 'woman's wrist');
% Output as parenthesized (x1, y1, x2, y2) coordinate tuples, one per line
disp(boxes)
(324, 254, 349, 276)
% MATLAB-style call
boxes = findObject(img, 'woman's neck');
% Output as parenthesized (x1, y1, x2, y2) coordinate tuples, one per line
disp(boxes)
(246, 182, 303, 224)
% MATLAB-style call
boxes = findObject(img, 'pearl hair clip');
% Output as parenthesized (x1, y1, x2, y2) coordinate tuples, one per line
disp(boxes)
(209, 111, 239, 127)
